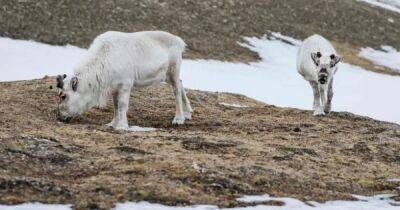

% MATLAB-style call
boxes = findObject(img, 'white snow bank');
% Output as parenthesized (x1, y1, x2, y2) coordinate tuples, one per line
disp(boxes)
(0, 203, 71, 210)
(2, 194, 399, 210)
(0, 37, 85, 82)
(1, 33, 400, 125)
(358, 0, 400, 13)
(359, 45, 400, 72)
(113, 194, 400, 210)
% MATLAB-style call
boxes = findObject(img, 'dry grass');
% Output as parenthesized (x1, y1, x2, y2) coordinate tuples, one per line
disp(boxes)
(0, 77, 399, 209)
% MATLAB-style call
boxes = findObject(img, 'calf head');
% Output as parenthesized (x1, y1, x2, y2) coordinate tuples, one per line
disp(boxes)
(311, 52, 341, 85)
(55, 74, 90, 122)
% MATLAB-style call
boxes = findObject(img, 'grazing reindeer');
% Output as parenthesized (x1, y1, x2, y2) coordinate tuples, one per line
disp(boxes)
(297, 35, 342, 116)
(56, 31, 193, 130)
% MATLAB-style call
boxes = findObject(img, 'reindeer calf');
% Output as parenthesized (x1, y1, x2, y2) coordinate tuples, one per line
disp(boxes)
(297, 35, 342, 116)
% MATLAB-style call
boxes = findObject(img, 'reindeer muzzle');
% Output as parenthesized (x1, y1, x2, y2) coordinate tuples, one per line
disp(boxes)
(318, 74, 327, 84)
(57, 114, 73, 123)
(318, 68, 328, 85)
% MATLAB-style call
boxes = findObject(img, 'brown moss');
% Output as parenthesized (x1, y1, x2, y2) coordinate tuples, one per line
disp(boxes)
(0, 77, 399, 209)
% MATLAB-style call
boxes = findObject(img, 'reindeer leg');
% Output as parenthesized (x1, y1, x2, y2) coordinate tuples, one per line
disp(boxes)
(113, 85, 132, 130)
(106, 92, 119, 128)
(167, 60, 185, 125)
(180, 80, 193, 120)
(310, 81, 324, 116)
(317, 84, 327, 116)
(325, 79, 333, 114)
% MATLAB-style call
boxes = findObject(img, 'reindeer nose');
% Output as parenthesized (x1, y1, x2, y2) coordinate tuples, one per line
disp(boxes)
(319, 78, 327, 84)
(57, 114, 72, 123)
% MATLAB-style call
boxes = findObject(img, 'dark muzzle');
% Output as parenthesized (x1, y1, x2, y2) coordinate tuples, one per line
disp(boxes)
(318, 68, 328, 84)
(57, 114, 72, 123)
(318, 75, 327, 84)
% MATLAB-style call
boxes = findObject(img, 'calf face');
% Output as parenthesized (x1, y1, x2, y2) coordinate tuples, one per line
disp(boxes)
(311, 52, 341, 85)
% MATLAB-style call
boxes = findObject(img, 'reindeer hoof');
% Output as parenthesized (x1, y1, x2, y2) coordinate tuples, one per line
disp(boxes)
(172, 116, 185, 125)
(184, 112, 192, 120)
(114, 126, 130, 131)
(105, 122, 115, 128)
(313, 108, 325, 116)
(324, 107, 331, 114)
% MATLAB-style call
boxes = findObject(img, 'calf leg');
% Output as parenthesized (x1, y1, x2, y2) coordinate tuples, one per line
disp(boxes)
(310, 81, 324, 116)
(113, 85, 132, 130)
(324, 79, 333, 114)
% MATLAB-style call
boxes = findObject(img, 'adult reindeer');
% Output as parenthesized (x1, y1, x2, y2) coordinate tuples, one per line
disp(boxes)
(56, 31, 193, 130)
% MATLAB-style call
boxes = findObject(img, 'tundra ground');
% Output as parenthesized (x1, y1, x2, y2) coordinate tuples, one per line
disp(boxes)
(0, 78, 399, 209)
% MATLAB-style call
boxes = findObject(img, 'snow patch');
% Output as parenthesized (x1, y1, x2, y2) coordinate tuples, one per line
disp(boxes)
(126, 126, 157, 132)
(359, 45, 400, 72)
(2, 194, 400, 210)
(0, 37, 85, 82)
(358, 0, 400, 13)
(0, 203, 71, 210)
(236, 194, 271, 203)
(112, 194, 400, 210)
(219, 103, 249, 108)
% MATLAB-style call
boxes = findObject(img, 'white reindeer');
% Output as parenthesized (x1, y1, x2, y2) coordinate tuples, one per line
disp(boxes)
(56, 31, 193, 130)
(297, 35, 342, 116)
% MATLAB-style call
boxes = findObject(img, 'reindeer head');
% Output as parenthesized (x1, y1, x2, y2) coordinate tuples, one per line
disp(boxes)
(311, 52, 341, 85)
(55, 74, 90, 122)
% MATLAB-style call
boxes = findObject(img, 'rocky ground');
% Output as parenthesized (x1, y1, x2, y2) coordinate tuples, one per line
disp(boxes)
(0, 77, 399, 209)
(1, 0, 400, 75)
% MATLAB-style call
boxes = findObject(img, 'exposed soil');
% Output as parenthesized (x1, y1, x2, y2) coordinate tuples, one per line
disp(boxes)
(0, 77, 399, 209)
(1, 0, 400, 75)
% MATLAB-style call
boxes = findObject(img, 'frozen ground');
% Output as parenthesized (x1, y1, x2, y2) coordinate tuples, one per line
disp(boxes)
(1, 194, 399, 210)
(359, 45, 400, 72)
(0, 34, 399, 124)
(358, 0, 400, 13)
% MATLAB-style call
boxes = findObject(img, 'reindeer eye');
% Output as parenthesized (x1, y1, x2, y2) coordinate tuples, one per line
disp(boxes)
(61, 94, 67, 100)
(330, 54, 336, 60)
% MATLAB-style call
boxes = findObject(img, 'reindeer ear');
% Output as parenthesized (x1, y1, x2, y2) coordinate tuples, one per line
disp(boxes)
(311, 52, 321, 66)
(330, 54, 342, 67)
(71, 77, 79, 91)
(56, 75, 65, 89)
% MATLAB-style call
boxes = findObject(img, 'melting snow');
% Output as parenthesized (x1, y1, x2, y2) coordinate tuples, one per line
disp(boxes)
(1, 194, 399, 210)
(359, 45, 400, 72)
(358, 0, 400, 13)
(126, 126, 157, 132)
(113, 194, 400, 209)
(0, 37, 85, 82)
(219, 103, 249, 108)
(0, 203, 71, 210)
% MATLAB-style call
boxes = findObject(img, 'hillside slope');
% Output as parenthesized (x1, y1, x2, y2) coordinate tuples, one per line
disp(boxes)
(1, 0, 400, 75)
(0, 78, 399, 209)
